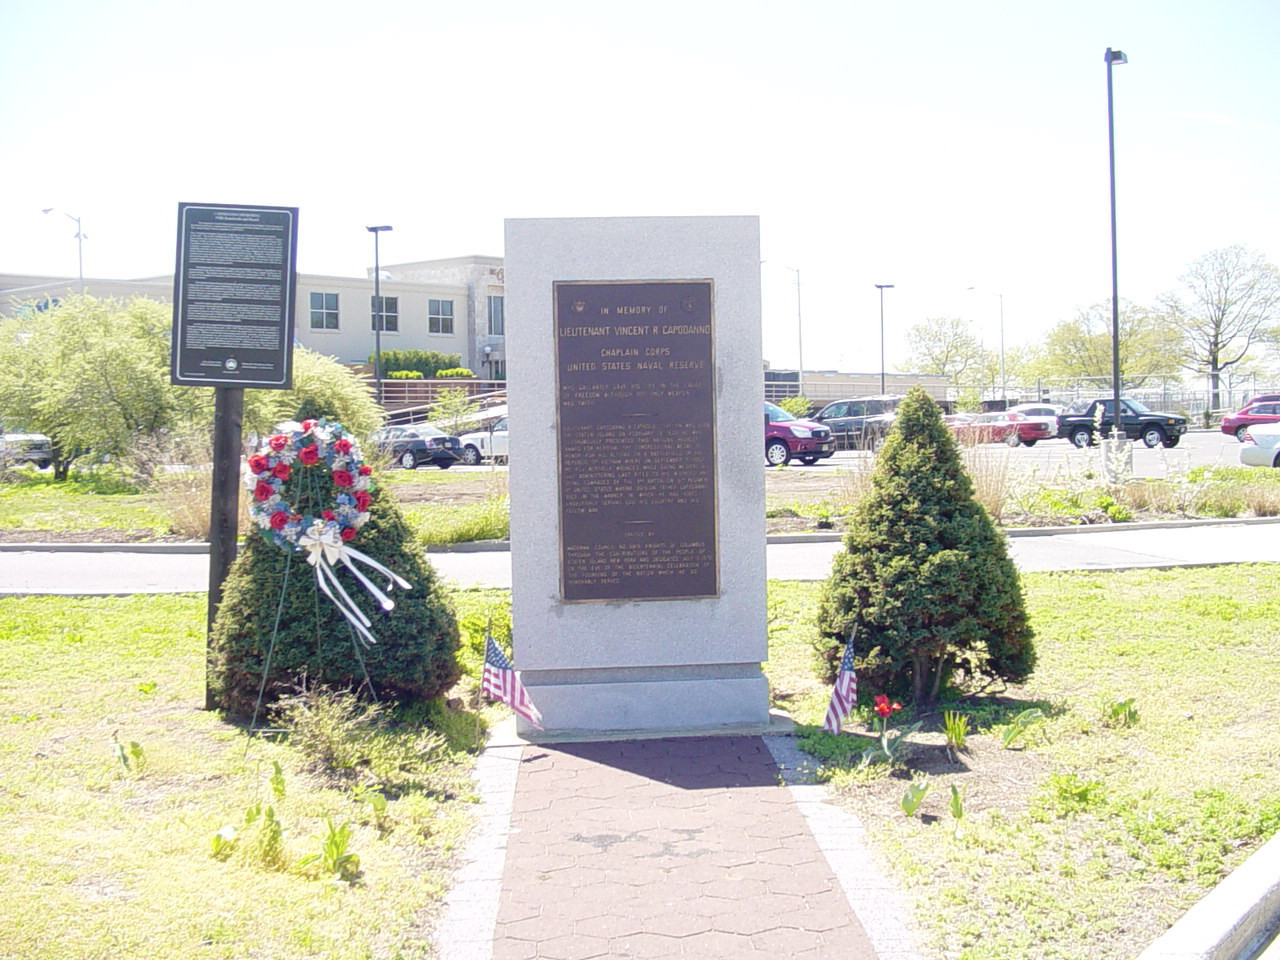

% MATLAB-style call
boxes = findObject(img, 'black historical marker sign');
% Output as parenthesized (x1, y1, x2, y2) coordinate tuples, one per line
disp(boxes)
(171, 202, 298, 388)
(555, 280, 718, 602)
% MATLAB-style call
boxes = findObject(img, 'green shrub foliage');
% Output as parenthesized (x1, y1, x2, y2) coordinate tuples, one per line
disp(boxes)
(777, 395, 814, 419)
(372, 350, 461, 379)
(816, 388, 1034, 705)
(209, 483, 461, 719)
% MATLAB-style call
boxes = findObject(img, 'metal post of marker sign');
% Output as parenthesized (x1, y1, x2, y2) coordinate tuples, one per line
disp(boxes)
(170, 202, 299, 709)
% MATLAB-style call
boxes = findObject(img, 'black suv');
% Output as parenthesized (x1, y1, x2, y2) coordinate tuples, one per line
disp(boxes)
(1058, 398, 1188, 449)
(812, 395, 903, 450)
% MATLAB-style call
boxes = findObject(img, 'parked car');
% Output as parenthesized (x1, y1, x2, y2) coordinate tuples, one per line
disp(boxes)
(950, 411, 1055, 447)
(765, 401, 835, 466)
(0, 432, 53, 469)
(1240, 423, 1280, 468)
(1220, 402, 1280, 442)
(458, 417, 509, 465)
(1241, 393, 1280, 408)
(811, 395, 903, 450)
(369, 425, 461, 469)
(1006, 403, 1063, 439)
(1057, 398, 1187, 448)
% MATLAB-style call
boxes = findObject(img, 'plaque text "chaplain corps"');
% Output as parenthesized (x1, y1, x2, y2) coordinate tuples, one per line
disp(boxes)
(555, 280, 718, 602)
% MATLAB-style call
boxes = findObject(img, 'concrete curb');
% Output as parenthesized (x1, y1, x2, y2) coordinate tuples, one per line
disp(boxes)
(1135, 830, 1280, 960)
(0, 541, 212, 554)
(768, 515, 1280, 546)
(4, 516, 1277, 554)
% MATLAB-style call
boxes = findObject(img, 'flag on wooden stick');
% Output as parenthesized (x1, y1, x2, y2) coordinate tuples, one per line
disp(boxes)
(823, 639, 858, 734)
(483, 635, 543, 729)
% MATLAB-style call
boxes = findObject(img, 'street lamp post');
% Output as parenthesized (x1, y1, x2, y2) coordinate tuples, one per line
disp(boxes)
(1105, 47, 1128, 435)
(366, 225, 393, 406)
(787, 267, 804, 397)
(42, 208, 86, 292)
(967, 287, 1006, 403)
(875, 284, 894, 394)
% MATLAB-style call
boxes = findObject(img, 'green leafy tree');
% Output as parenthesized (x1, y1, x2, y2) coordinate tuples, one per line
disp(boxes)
(429, 387, 481, 435)
(1159, 246, 1280, 409)
(244, 348, 383, 441)
(816, 388, 1035, 706)
(209, 483, 460, 718)
(1022, 301, 1179, 390)
(0, 295, 209, 479)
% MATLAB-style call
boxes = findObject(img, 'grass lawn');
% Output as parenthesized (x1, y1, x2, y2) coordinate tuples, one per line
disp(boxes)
(2, 540, 1277, 958)
(0, 588, 509, 960)
(767, 564, 1280, 960)
(0, 474, 170, 535)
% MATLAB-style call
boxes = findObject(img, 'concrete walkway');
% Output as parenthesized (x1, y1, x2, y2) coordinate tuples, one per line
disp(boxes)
(437, 727, 921, 960)
(1, 518, 1277, 594)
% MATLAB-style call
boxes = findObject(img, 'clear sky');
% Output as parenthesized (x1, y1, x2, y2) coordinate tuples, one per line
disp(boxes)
(3, 0, 1278, 374)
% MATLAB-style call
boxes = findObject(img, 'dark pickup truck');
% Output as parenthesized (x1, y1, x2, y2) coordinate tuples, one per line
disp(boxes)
(1058, 398, 1187, 449)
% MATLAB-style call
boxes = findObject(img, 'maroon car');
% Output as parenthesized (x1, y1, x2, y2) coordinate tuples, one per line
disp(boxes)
(765, 401, 835, 466)
(950, 411, 1054, 447)
(1221, 401, 1280, 442)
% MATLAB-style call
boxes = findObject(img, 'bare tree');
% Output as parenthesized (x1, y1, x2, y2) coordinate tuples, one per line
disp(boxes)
(901, 317, 988, 382)
(1160, 246, 1280, 409)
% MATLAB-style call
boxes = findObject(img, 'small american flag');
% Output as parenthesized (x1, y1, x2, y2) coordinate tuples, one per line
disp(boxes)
(823, 640, 858, 734)
(483, 635, 543, 729)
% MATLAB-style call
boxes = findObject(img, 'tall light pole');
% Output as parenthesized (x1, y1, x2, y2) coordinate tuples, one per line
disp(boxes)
(787, 266, 804, 397)
(1105, 47, 1127, 434)
(366, 225, 392, 406)
(875, 284, 894, 394)
(967, 287, 1006, 404)
(42, 208, 85, 292)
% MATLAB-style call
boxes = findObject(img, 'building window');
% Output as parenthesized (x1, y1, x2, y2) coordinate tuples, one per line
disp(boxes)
(429, 299, 454, 335)
(487, 295, 505, 336)
(371, 295, 398, 332)
(490, 359, 506, 381)
(310, 292, 339, 330)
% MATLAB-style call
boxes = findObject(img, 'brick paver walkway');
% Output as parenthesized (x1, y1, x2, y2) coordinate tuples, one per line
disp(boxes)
(489, 736, 879, 959)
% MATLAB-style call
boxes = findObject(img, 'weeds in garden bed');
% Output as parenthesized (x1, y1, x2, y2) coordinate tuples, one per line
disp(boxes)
(769, 566, 1280, 960)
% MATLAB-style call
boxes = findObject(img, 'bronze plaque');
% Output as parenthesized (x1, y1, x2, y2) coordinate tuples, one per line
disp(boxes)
(555, 280, 718, 602)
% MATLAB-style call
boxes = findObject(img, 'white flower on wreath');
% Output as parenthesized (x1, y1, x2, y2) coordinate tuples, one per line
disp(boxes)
(276, 447, 298, 464)
(277, 421, 303, 435)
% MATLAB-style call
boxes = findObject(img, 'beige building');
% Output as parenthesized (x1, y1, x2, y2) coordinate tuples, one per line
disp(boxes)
(0, 254, 508, 380)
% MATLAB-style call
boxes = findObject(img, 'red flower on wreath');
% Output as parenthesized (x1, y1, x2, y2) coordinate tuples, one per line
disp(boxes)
(268, 435, 288, 452)
(873, 694, 902, 718)
(340, 527, 357, 542)
(358, 465, 373, 476)
(331, 469, 354, 488)
(248, 453, 269, 474)
(334, 437, 352, 455)
(254, 480, 275, 502)
(271, 462, 291, 481)
(269, 511, 289, 530)
(354, 490, 371, 511)
(298, 444, 320, 466)
(322, 510, 337, 521)
(301, 419, 317, 432)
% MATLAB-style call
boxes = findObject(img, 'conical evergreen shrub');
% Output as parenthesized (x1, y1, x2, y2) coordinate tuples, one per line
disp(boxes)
(816, 388, 1034, 706)
(209, 423, 459, 719)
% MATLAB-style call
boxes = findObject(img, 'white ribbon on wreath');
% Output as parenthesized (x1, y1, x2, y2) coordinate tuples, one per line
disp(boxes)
(298, 522, 412, 647)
